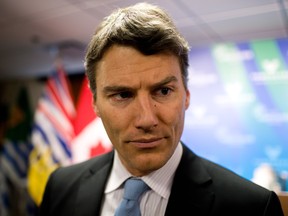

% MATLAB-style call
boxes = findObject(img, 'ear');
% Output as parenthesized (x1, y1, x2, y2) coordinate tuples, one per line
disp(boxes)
(185, 89, 190, 110)
(93, 101, 101, 118)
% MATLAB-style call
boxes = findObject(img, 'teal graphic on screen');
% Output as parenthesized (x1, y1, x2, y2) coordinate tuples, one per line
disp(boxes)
(182, 37, 288, 192)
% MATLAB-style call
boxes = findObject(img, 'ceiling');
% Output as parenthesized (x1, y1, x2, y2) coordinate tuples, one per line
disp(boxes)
(0, 0, 287, 80)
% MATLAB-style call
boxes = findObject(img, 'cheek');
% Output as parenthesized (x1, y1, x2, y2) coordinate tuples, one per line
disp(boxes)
(172, 101, 187, 135)
(161, 102, 186, 130)
(99, 108, 129, 140)
(101, 110, 118, 129)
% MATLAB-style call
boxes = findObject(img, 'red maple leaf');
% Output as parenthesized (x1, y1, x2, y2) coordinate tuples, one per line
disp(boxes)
(89, 141, 110, 157)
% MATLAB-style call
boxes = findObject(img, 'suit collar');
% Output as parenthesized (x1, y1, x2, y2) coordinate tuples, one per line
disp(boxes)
(74, 151, 114, 216)
(165, 144, 215, 215)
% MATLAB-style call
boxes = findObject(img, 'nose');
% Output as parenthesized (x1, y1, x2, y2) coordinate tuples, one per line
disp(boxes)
(134, 94, 158, 131)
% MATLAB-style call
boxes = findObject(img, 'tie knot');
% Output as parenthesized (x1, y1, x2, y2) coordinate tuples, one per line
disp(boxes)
(123, 178, 149, 201)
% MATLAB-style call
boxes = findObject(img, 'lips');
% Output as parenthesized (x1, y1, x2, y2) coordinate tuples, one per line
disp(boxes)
(128, 137, 164, 148)
(133, 137, 162, 143)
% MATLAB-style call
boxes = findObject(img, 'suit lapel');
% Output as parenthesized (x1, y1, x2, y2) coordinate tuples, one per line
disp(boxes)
(73, 145, 214, 215)
(74, 152, 114, 216)
(165, 144, 215, 216)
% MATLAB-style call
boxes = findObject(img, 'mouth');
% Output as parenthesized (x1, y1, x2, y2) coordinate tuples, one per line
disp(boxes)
(128, 137, 165, 148)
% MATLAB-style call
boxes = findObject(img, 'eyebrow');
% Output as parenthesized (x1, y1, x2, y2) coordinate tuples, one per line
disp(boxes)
(151, 75, 178, 89)
(103, 85, 132, 94)
(103, 75, 179, 94)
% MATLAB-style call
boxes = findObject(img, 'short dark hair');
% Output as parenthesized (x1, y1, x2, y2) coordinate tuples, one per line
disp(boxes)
(85, 2, 190, 100)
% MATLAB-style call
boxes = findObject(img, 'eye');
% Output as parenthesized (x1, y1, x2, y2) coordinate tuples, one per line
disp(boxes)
(155, 87, 172, 97)
(112, 91, 133, 101)
(160, 87, 171, 95)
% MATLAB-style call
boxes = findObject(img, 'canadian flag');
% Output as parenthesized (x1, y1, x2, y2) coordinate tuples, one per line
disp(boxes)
(71, 77, 112, 164)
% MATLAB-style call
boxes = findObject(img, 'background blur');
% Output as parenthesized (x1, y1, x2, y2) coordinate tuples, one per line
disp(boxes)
(1, 0, 288, 79)
(0, 0, 288, 215)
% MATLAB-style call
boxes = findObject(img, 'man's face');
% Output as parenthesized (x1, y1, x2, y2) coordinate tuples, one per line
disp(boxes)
(94, 45, 190, 176)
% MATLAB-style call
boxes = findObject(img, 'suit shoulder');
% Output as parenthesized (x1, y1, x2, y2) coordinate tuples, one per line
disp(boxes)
(181, 144, 271, 196)
(49, 151, 113, 185)
(200, 157, 283, 214)
(199, 156, 271, 195)
(40, 151, 114, 215)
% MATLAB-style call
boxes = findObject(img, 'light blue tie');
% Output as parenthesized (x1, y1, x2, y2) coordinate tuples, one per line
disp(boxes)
(115, 178, 150, 216)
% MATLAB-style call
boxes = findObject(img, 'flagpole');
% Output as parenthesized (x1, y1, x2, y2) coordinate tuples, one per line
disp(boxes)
(47, 44, 63, 71)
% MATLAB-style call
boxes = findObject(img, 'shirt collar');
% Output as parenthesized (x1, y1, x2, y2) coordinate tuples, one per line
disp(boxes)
(105, 143, 183, 199)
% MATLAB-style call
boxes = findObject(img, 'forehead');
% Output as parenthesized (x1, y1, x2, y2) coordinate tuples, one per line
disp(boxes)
(96, 45, 182, 86)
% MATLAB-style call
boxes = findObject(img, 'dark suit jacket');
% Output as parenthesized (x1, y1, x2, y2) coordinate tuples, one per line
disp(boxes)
(40, 144, 284, 216)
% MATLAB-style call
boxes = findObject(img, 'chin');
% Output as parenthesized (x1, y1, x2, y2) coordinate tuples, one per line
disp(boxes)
(136, 154, 166, 172)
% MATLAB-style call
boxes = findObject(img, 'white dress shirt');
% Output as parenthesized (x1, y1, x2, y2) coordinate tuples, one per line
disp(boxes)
(100, 143, 183, 216)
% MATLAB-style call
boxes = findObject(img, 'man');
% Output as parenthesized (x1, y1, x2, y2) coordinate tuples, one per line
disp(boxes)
(40, 3, 284, 216)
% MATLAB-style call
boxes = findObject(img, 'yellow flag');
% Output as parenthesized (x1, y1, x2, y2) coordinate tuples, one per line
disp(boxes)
(27, 147, 59, 206)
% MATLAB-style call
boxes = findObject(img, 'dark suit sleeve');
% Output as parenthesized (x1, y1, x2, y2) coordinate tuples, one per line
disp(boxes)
(38, 153, 113, 216)
(39, 167, 79, 216)
(39, 166, 82, 216)
(264, 191, 284, 216)
(39, 169, 55, 216)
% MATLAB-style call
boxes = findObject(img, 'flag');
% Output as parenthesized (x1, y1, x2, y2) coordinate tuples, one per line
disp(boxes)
(0, 87, 37, 216)
(27, 66, 76, 206)
(0, 170, 9, 216)
(71, 77, 112, 164)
